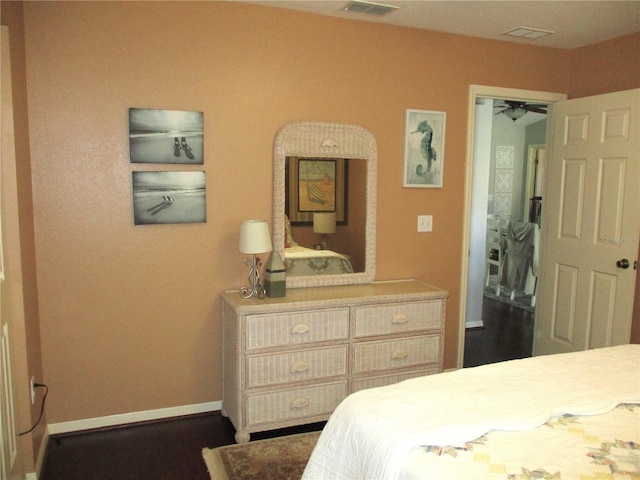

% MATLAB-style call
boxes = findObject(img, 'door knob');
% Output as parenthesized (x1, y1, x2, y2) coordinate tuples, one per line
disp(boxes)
(616, 258, 630, 269)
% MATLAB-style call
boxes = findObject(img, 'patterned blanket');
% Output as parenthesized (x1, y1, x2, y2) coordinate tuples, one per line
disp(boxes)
(284, 245, 353, 276)
(403, 403, 639, 479)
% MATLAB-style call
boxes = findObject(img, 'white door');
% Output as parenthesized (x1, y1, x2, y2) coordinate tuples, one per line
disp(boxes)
(534, 89, 639, 355)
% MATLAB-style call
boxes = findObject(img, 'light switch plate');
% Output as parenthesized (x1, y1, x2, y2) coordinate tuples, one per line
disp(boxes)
(417, 215, 433, 232)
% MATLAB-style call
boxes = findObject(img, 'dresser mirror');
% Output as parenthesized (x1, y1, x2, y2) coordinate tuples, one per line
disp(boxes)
(273, 121, 377, 288)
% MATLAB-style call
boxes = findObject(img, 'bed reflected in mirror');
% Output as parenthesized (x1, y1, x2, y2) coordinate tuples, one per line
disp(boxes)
(284, 157, 367, 276)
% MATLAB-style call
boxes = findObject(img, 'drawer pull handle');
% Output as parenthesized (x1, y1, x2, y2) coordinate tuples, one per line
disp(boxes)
(290, 361, 310, 373)
(391, 349, 408, 360)
(291, 397, 310, 409)
(392, 314, 409, 324)
(291, 323, 310, 334)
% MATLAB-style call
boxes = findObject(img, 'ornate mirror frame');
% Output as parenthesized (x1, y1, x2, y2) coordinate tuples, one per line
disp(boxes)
(273, 121, 377, 288)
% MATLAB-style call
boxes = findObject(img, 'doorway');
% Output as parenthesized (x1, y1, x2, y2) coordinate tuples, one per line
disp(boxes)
(463, 98, 544, 367)
(457, 85, 567, 369)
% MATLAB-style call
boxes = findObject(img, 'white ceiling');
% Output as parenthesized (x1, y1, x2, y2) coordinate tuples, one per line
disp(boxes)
(244, 0, 640, 49)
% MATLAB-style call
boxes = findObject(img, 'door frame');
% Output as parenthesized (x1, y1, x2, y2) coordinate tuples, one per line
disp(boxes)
(523, 144, 545, 221)
(457, 85, 567, 369)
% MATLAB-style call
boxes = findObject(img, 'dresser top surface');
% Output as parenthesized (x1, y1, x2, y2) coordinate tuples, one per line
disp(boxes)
(222, 280, 448, 313)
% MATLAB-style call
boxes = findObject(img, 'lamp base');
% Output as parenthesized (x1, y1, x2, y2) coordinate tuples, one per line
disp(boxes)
(240, 255, 266, 299)
(319, 234, 330, 250)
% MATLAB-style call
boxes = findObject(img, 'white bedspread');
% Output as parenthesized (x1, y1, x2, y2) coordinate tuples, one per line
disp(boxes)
(302, 344, 640, 480)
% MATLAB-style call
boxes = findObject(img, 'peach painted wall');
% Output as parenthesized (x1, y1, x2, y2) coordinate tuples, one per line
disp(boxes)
(568, 32, 640, 99)
(1, 1, 44, 471)
(17, 1, 634, 425)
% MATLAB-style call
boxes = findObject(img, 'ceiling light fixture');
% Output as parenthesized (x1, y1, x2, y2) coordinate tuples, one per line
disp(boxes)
(503, 107, 527, 122)
(503, 26, 555, 40)
(344, 0, 399, 16)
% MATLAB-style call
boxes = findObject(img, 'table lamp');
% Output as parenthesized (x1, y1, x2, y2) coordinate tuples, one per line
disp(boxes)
(239, 219, 273, 299)
(313, 212, 336, 250)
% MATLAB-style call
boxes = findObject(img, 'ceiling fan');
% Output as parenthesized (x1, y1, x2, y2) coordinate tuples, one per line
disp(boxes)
(494, 100, 547, 121)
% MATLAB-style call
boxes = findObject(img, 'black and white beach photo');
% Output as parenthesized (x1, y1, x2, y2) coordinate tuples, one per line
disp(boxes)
(132, 171, 206, 225)
(129, 108, 204, 164)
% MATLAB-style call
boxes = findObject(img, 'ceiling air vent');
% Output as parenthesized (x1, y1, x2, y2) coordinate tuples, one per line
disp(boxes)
(502, 26, 555, 40)
(344, 1, 399, 16)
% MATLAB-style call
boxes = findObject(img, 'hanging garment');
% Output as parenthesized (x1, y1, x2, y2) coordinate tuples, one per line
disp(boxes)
(500, 221, 535, 293)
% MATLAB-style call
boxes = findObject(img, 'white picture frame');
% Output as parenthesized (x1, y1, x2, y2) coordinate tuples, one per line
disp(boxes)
(403, 109, 446, 188)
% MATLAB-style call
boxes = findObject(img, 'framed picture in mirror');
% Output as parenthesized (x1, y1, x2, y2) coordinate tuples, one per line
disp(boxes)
(286, 157, 347, 224)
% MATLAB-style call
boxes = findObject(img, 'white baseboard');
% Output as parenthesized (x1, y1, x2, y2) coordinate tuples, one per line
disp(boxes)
(466, 320, 484, 329)
(47, 400, 222, 436)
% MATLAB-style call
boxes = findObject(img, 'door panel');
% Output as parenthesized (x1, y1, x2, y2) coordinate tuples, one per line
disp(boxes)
(535, 89, 639, 355)
(588, 271, 617, 348)
(551, 264, 578, 344)
(597, 158, 626, 240)
(559, 159, 585, 238)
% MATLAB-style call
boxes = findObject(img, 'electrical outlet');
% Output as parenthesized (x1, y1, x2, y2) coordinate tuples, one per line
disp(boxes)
(30, 376, 36, 404)
(417, 215, 433, 232)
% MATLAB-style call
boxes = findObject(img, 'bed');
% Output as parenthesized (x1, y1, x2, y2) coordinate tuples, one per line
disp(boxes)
(284, 245, 353, 276)
(302, 344, 640, 479)
(283, 215, 354, 276)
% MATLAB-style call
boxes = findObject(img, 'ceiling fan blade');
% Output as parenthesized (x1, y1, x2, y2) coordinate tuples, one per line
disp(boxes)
(505, 101, 525, 108)
(525, 107, 547, 114)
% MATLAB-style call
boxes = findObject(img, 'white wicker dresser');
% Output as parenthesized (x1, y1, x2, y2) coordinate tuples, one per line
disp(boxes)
(221, 279, 448, 443)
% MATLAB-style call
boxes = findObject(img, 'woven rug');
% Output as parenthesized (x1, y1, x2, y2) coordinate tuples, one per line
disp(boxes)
(202, 431, 321, 480)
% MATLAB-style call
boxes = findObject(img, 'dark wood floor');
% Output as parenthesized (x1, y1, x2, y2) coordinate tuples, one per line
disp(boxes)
(41, 296, 532, 480)
(464, 295, 534, 367)
(41, 414, 325, 480)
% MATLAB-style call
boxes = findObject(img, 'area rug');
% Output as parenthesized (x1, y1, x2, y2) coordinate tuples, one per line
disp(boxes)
(202, 431, 321, 480)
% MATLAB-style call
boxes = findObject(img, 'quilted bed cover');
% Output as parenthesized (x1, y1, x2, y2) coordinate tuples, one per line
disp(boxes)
(302, 344, 640, 479)
(284, 245, 353, 276)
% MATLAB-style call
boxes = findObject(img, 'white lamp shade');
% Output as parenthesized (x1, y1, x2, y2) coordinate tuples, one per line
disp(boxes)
(239, 220, 273, 254)
(313, 212, 337, 234)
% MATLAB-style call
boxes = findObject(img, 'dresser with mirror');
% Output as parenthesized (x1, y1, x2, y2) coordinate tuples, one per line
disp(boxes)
(221, 122, 448, 443)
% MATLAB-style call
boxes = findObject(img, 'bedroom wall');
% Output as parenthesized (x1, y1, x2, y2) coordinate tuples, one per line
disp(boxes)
(567, 32, 640, 99)
(0, 1, 44, 470)
(9, 0, 638, 427)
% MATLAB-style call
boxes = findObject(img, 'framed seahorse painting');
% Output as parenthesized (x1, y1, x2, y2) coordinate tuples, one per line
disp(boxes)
(403, 109, 446, 188)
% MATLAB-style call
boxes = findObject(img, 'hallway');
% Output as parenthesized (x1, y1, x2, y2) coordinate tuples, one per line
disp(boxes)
(464, 296, 534, 368)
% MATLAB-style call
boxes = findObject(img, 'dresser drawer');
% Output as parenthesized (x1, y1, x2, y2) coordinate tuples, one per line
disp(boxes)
(351, 365, 441, 393)
(246, 381, 347, 426)
(245, 308, 349, 351)
(246, 346, 348, 388)
(352, 334, 441, 374)
(353, 301, 443, 338)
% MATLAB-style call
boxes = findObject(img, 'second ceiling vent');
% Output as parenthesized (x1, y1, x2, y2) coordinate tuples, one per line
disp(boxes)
(343, 1, 399, 16)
